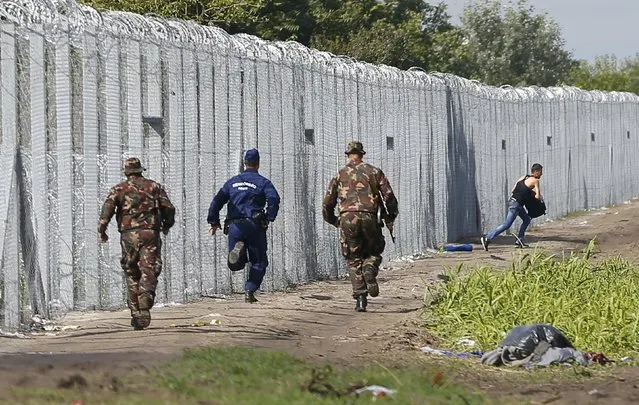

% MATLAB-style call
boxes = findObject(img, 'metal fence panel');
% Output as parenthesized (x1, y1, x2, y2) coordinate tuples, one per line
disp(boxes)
(1, 2, 639, 328)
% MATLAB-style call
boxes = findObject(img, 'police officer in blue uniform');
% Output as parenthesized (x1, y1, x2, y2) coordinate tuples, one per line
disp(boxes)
(207, 149, 281, 303)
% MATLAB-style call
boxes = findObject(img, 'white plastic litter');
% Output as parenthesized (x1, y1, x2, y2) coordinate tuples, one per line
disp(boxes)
(354, 385, 397, 400)
(0, 329, 30, 339)
(456, 338, 478, 347)
(43, 324, 80, 331)
(420, 346, 449, 356)
(154, 302, 184, 308)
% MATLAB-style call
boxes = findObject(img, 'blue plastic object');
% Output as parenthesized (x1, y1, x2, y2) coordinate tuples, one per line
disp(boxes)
(443, 244, 473, 252)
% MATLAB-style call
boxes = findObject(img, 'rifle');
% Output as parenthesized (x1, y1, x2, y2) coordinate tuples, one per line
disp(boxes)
(377, 193, 396, 244)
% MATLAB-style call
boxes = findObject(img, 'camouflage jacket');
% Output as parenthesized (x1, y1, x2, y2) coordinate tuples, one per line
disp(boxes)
(322, 161, 398, 226)
(98, 175, 176, 234)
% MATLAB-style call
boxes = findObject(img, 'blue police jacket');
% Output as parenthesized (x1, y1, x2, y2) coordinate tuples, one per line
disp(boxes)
(207, 168, 281, 226)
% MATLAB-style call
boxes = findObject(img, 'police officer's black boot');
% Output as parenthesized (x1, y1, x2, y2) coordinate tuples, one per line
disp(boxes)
(245, 290, 258, 303)
(355, 295, 367, 312)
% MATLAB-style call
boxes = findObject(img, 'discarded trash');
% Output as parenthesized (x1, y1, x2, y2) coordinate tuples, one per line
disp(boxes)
(456, 338, 478, 347)
(443, 244, 473, 252)
(588, 389, 606, 397)
(210, 319, 222, 326)
(0, 329, 31, 339)
(481, 324, 594, 368)
(170, 320, 211, 328)
(28, 315, 58, 332)
(408, 252, 433, 260)
(420, 346, 482, 359)
(43, 324, 81, 332)
(585, 353, 614, 365)
(354, 385, 397, 400)
(154, 302, 184, 308)
(621, 356, 635, 362)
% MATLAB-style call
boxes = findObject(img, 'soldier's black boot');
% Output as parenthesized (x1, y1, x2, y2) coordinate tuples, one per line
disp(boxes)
(131, 317, 143, 330)
(131, 312, 145, 330)
(355, 295, 367, 312)
(245, 290, 258, 303)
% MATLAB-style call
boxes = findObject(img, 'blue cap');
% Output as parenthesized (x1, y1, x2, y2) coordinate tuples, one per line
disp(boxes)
(244, 148, 260, 164)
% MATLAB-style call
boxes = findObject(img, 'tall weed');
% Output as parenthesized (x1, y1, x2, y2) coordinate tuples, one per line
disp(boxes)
(427, 240, 639, 357)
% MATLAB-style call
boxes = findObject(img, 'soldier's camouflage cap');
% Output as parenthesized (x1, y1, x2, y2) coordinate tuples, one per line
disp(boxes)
(123, 157, 146, 175)
(345, 141, 366, 155)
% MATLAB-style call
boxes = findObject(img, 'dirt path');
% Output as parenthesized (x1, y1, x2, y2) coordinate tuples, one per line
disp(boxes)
(2, 200, 639, 402)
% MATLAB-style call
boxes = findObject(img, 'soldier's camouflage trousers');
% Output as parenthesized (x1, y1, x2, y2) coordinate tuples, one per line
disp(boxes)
(120, 229, 162, 316)
(339, 212, 385, 298)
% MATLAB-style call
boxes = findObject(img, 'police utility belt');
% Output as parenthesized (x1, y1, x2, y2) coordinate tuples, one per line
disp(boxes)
(223, 212, 269, 235)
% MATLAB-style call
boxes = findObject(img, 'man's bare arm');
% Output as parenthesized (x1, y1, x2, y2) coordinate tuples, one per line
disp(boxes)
(533, 179, 542, 200)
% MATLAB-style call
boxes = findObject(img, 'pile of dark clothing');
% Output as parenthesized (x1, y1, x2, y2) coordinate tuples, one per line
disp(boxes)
(481, 324, 610, 367)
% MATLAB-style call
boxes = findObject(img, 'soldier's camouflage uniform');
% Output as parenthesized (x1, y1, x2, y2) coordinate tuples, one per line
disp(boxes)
(322, 142, 398, 304)
(98, 157, 175, 329)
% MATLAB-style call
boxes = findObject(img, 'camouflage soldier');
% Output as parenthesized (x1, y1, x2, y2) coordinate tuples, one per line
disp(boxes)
(98, 157, 175, 330)
(322, 141, 398, 312)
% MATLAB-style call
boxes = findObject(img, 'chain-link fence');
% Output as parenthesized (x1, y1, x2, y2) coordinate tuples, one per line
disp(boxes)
(1, 0, 638, 329)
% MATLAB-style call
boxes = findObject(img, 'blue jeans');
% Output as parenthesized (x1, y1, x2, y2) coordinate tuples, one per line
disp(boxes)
(486, 200, 531, 241)
(227, 220, 269, 292)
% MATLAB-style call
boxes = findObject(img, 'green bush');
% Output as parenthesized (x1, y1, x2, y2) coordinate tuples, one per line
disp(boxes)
(427, 240, 639, 357)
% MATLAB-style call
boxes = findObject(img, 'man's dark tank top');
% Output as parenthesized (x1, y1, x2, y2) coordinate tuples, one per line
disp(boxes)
(511, 175, 534, 204)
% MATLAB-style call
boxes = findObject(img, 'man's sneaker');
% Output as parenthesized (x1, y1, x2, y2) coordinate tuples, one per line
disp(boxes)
(245, 290, 258, 303)
(480, 235, 490, 251)
(228, 241, 246, 271)
(514, 239, 530, 249)
(363, 266, 379, 297)
(355, 295, 368, 312)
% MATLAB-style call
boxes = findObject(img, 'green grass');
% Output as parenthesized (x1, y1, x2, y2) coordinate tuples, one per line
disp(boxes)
(426, 240, 639, 358)
(2, 347, 493, 405)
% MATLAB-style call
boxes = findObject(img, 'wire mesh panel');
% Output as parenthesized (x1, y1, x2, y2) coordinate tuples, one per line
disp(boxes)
(197, 50, 217, 296)
(30, 25, 51, 313)
(0, 23, 20, 328)
(165, 44, 186, 303)
(212, 47, 232, 293)
(80, 27, 100, 310)
(1, 0, 639, 328)
(100, 33, 125, 309)
(182, 46, 201, 301)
